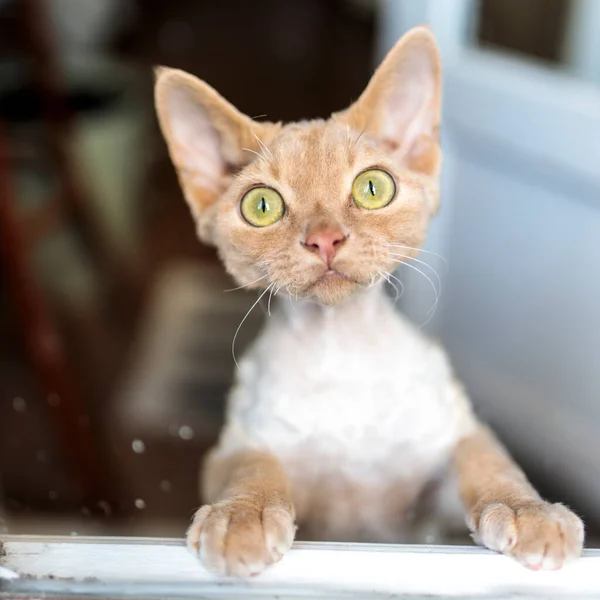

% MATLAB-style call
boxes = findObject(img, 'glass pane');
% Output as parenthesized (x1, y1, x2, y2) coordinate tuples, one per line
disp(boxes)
(477, 0, 572, 64)
(0, 0, 377, 540)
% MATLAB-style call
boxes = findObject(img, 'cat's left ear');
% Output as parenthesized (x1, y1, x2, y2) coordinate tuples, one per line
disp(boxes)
(338, 26, 442, 183)
(154, 67, 279, 243)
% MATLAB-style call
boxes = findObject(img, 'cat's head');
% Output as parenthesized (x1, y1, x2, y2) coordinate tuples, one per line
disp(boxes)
(154, 26, 441, 305)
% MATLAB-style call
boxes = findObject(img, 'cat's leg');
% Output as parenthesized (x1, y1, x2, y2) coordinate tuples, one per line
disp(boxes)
(453, 425, 584, 570)
(186, 448, 296, 577)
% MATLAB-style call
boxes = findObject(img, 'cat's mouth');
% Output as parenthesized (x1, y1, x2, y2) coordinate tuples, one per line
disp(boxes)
(318, 268, 354, 283)
(324, 269, 346, 279)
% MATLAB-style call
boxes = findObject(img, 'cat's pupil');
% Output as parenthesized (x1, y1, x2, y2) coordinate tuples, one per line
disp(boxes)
(258, 197, 267, 213)
(368, 180, 376, 196)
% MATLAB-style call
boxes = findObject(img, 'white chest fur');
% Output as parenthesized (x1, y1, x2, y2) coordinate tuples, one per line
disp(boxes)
(217, 286, 476, 541)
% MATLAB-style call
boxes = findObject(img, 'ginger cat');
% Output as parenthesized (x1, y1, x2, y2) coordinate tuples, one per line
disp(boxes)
(154, 27, 584, 577)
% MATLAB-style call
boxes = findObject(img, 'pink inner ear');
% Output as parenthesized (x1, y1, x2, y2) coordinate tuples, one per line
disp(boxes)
(380, 51, 437, 157)
(167, 86, 225, 191)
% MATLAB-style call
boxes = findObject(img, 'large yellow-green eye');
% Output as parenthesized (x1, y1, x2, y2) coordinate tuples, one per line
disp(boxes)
(240, 187, 285, 227)
(352, 169, 396, 210)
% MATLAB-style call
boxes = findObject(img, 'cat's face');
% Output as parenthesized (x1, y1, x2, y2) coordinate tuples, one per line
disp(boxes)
(155, 27, 441, 305)
(208, 120, 436, 305)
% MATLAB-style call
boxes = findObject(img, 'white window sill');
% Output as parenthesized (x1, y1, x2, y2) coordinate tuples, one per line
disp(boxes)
(1, 535, 599, 599)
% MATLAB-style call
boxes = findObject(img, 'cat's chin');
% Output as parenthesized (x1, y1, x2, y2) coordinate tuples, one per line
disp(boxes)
(304, 272, 361, 305)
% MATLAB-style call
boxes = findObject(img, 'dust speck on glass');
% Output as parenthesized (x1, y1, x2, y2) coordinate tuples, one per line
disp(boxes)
(178, 425, 194, 440)
(132, 439, 146, 454)
(12, 397, 26, 413)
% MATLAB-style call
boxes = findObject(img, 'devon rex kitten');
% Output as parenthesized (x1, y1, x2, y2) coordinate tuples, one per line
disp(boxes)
(154, 27, 584, 577)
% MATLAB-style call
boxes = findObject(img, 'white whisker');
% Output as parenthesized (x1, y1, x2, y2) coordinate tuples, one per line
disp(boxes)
(365, 272, 384, 290)
(388, 253, 442, 297)
(389, 258, 439, 327)
(378, 271, 400, 302)
(387, 271, 405, 299)
(287, 291, 299, 314)
(267, 283, 279, 316)
(384, 244, 449, 271)
(232, 284, 274, 368)
(379, 269, 404, 302)
(242, 147, 268, 164)
(252, 132, 274, 161)
(224, 274, 268, 292)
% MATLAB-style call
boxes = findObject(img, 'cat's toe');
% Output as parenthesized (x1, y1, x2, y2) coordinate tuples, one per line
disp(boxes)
(186, 500, 295, 577)
(476, 502, 584, 570)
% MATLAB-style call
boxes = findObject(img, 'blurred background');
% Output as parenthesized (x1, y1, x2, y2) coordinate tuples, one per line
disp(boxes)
(0, 0, 598, 541)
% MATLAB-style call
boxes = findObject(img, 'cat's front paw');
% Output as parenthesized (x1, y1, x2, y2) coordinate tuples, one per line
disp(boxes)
(474, 502, 584, 570)
(186, 498, 296, 577)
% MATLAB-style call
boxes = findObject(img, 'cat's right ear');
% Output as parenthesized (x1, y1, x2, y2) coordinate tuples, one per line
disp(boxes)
(336, 27, 442, 193)
(154, 67, 278, 242)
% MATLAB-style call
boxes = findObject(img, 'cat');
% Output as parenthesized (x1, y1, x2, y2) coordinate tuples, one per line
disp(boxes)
(154, 26, 584, 577)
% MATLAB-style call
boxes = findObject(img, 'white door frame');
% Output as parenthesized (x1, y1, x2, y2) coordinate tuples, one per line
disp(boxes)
(378, 0, 600, 333)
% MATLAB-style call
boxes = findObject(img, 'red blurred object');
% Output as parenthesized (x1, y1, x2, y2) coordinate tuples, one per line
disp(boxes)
(0, 0, 121, 509)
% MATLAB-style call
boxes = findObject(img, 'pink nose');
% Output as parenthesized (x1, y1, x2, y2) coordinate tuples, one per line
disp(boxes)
(303, 227, 347, 266)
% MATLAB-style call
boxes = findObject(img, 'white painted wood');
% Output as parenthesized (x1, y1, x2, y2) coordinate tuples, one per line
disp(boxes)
(450, 341, 600, 521)
(439, 150, 600, 520)
(0, 566, 19, 580)
(377, 0, 475, 61)
(563, 0, 600, 84)
(445, 49, 600, 189)
(2, 536, 600, 599)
